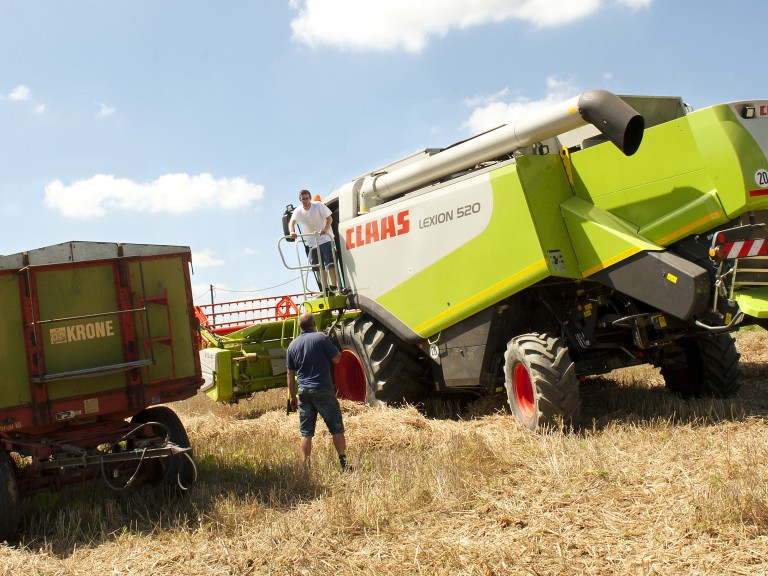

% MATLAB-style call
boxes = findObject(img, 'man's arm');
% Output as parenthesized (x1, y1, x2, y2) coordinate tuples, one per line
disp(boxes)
(321, 214, 333, 236)
(287, 369, 298, 411)
(324, 336, 341, 365)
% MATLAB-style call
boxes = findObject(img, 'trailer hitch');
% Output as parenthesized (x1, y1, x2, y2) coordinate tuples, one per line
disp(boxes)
(37, 443, 191, 472)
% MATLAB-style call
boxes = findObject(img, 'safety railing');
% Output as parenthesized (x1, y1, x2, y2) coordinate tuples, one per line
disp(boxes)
(196, 293, 305, 334)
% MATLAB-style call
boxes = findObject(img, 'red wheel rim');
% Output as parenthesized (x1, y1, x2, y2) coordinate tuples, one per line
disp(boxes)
(334, 350, 366, 402)
(513, 363, 535, 420)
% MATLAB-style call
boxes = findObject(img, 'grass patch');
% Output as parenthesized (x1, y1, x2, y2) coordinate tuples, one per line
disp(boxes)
(3, 331, 768, 574)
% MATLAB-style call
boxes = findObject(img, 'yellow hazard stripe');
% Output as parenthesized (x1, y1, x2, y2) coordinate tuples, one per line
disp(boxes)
(581, 211, 725, 278)
(415, 259, 548, 335)
(581, 247, 644, 278)
(652, 210, 724, 246)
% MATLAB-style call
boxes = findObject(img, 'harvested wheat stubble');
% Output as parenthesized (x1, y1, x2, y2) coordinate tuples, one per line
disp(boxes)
(1, 331, 768, 575)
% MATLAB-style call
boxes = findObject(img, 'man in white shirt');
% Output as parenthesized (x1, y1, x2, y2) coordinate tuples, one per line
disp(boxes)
(288, 189, 339, 290)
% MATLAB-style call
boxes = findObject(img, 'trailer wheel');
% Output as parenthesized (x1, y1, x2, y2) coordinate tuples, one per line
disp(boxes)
(660, 334, 740, 398)
(504, 333, 580, 431)
(131, 406, 196, 493)
(0, 452, 21, 543)
(334, 314, 427, 406)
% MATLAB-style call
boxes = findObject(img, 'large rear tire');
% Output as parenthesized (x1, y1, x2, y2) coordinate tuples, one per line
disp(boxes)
(131, 406, 196, 493)
(0, 451, 21, 542)
(660, 333, 740, 398)
(504, 333, 580, 431)
(333, 315, 427, 406)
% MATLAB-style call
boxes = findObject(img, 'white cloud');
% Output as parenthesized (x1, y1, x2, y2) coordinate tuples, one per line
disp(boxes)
(97, 102, 116, 117)
(243, 247, 260, 256)
(2, 85, 46, 114)
(462, 77, 581, 134)
(8, 85, 30, 101)
(290, 0, 611, 53)
(462, 88, 510, 109)
(510, 0, 602, 27)
(44, 173, 265, 219)
(193, 249, 225, 268)
(617, 0, 651, 7)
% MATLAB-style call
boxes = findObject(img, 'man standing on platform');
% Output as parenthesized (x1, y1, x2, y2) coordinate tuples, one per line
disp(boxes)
(288, 189, 338, 291)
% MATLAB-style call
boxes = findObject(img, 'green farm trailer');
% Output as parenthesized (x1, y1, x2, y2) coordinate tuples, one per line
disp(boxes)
(0, 241, 202, 540)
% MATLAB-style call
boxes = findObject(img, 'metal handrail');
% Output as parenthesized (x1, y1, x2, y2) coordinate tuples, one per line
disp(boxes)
(277, 233, 343, 297)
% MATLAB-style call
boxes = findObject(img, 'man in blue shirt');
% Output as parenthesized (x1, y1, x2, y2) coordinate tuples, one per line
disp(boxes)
(286, 312, 349, 471)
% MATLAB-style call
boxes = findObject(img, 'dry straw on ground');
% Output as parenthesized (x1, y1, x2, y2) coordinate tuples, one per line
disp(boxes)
(2, 331, 768, 575)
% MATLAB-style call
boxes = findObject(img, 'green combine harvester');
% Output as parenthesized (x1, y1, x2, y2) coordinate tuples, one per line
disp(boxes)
(199, 90, 768, 433)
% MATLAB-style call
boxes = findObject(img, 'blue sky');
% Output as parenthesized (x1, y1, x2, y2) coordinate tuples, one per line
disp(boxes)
(1, 0, 763, 304)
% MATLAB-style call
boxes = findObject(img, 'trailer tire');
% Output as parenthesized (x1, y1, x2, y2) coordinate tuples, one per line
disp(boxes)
(504, 333, 580, 431)
(0, 452, 21, 543)
(660, 334, 740, 398)
(334, 315, 426, 406)
(131, 406, 196, 493)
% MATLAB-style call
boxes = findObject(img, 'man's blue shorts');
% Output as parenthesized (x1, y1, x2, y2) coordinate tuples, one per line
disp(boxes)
(297, 386, 345, 437)
(307, 241, 335, 270)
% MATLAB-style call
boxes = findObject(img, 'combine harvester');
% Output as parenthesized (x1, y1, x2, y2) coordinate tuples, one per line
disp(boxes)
(199, 90, 768, 434)
(0, 242, 201, 540)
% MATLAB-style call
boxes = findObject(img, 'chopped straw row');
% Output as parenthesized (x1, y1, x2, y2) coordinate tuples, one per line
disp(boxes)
(2, 331, 768, 575)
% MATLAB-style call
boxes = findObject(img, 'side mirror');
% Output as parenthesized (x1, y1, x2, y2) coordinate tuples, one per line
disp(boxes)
(282, 204, 295, 242)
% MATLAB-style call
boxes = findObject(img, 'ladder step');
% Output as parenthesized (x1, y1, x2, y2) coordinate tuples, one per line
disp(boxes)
(142, 295, 169, 305)
(31, 359, 154, 383)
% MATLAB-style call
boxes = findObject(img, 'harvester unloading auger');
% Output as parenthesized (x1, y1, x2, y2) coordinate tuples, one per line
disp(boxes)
(199, 89, 768, 431)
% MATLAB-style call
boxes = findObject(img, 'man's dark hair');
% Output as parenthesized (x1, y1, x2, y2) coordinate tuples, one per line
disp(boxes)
(299, 189, 311, 199)
(298, 312, 316, 332)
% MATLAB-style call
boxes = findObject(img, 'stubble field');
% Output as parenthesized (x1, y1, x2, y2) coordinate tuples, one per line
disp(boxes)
(2, 331, 768, 575)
